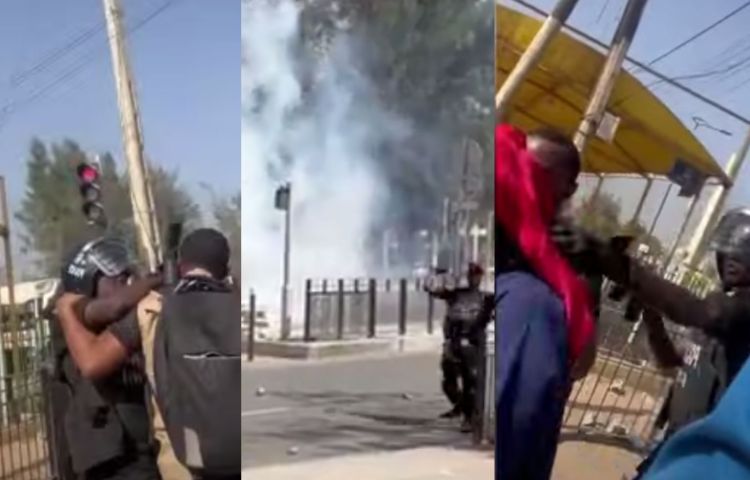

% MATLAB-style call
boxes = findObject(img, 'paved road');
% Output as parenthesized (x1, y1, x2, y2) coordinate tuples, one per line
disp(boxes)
(241, 351, 476, 470)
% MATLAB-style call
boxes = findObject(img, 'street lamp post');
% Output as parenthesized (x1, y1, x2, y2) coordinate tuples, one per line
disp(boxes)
(275, 183, 292, 340)
(469, 224, 488, 263)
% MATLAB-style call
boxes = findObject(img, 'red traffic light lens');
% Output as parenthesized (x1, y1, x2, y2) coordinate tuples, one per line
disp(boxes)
(77, 163, 99, 183)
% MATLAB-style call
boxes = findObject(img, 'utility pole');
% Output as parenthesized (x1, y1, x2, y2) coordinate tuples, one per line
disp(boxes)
(495, 0, 580, 120)
(664, 187, 703, 274)
(684, 125, 750, 269)
(573, 0, 648, 153)
(103, 0, 162, 271)
(0, 177, 21, 395)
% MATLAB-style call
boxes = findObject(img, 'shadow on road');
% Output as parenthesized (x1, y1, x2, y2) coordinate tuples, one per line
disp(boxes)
(559, 430, 648, 456)
(244, 390, 477, 466)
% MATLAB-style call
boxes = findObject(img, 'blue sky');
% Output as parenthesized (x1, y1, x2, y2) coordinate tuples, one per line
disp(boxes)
(504, 0, 750, 251)
(0, 0, 238, 276)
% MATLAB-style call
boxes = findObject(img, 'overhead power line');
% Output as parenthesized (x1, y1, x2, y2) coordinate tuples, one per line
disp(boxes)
(11, 23, 106, 88)
(0, 0, 178, 128)
(635, 1, 750, 72)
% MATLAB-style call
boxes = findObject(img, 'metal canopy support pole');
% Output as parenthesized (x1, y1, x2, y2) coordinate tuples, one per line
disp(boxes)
(630, 176, 654, 224)
(684, 126, 750, 269)
(495, 0, 580, 120)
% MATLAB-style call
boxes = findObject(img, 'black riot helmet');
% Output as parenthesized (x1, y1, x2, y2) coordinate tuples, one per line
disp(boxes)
(709, 207, 750, 287)
(61, 237, 134, 297)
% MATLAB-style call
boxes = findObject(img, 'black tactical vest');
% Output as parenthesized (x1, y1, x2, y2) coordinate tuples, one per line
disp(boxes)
(48, 314, 151, 474)
(661, 330, 725, 435)
(443, 288, 489, 341)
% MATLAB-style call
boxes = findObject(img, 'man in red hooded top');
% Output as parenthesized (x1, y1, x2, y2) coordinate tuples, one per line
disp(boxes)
(495, 124, 596, 480)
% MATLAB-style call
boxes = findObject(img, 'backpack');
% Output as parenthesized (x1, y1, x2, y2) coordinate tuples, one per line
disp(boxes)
(152, 279, 241, 476)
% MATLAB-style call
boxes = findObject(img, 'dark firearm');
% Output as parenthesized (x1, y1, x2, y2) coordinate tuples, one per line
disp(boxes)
(553, 224, 643, 321)
(603, 235, 645, 322)
(163, 222, 183, 286)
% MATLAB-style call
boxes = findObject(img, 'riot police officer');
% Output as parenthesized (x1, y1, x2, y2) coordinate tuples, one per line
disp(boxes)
(602, 208, 750, 478)
(51, 238, 160, 479)
(426, 262, 493, 432)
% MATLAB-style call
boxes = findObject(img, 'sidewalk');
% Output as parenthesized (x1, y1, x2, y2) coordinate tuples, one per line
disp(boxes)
(242, 447, 494, 479)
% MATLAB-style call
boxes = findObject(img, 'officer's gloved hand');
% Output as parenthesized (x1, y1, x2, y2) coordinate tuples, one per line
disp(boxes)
(596, 236, 634, 287)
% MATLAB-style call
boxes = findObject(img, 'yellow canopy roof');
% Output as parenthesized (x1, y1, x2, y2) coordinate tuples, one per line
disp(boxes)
(496, 5, 729, 184)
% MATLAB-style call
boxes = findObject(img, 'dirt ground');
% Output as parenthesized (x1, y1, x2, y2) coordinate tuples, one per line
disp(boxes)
(551, 357, 665, 480)
(553, 440, 642, 480)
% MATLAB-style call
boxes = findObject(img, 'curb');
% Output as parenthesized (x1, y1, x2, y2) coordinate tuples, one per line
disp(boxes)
(241, 447, 493, 479)
(248, 335, 442, 361)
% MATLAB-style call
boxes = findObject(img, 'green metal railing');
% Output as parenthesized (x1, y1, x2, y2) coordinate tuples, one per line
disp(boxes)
(0, 304, 52, 480)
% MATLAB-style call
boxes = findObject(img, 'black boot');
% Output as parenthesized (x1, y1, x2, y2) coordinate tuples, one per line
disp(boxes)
(439, 405, 462, 419)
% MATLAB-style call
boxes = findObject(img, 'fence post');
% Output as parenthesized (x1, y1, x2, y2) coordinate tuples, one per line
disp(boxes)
(368, 278, 377, 338)
(473, 331, 487, 445)
(304, 279, 312, 342)
(247, 291, 255, 361)
(398, 278, 407, 336)
(337, 279, 345, 340)
(427, 293, 434, 335)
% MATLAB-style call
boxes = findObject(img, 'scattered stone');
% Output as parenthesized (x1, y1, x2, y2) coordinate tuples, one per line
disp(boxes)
(607, 421, 629, 436)
(401, 393, 414, 400)
(287, 446, 300, 456)
(256, 387, 266, 397)
(609, 379, 627, 396)
(582, 412, 599, 428)
(629, 436, 646, 451)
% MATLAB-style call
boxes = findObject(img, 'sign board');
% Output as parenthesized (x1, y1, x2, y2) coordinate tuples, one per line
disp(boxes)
(667, 158, 706, 197)
(596, 111, 621, 143)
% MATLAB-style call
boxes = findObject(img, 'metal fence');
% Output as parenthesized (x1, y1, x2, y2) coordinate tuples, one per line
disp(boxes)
(301, 278, 448, 341)
(474, 321, 495, 446)
(560, 274, 712, 451)
(0, 304, 52, 480)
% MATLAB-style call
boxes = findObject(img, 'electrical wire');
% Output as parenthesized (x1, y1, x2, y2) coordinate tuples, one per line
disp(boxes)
(11, 23, 106, 88)
(607, 2, 750, 109)
(635, 0, 750, 73)
(0, 0, 178, 128)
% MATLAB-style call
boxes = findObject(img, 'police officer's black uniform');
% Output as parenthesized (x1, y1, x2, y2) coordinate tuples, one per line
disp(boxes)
(600, 208, 750, 478)
(427, 265, 493, 428)
(50, 239, 159, 480)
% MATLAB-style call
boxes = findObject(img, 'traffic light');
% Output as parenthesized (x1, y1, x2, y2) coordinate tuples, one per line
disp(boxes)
(274, 183, 291, 211)
(76, 161, 107, 226)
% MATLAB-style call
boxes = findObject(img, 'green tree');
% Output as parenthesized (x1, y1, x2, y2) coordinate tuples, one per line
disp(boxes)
(16, 138, 201, 275)
(298, 0, 493, 231)
(211, 193, 241, 281)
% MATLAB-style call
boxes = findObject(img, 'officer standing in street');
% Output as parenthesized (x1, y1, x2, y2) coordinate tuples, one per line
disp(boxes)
(426, 262, 493, 432)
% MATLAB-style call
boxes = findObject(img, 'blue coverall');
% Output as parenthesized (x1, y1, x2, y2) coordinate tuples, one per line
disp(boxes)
(496, 271, 570, 480)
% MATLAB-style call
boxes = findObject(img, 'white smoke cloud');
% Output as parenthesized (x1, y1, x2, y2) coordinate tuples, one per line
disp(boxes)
(241, 0, 410, 335)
